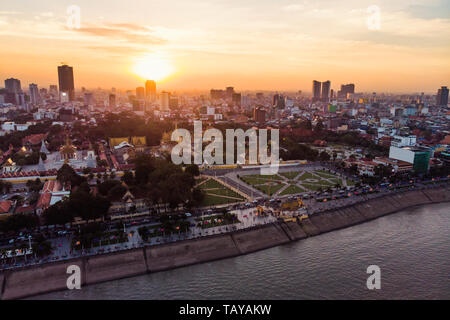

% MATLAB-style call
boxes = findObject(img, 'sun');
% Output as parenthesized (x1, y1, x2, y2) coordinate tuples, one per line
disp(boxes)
(132, 54, 175, 82)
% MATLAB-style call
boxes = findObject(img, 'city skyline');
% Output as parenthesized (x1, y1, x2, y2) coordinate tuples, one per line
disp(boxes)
(0, 0, 449, 92)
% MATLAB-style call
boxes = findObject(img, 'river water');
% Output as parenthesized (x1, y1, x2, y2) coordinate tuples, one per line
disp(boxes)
(34, 203, 450, 300)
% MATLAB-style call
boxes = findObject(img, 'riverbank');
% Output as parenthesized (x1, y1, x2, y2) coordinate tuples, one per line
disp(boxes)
(1, 185, 449, 300)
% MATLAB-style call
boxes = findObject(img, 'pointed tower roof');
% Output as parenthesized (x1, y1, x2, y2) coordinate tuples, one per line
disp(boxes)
(40, 140, 50, 155)
(37, 155, 45, 171)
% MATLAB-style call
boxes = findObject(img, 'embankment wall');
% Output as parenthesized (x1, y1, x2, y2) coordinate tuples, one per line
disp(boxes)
(0, 187, 448, 299)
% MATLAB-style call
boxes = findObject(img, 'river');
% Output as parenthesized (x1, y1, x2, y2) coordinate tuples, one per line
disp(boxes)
(33, 202, 450, 299)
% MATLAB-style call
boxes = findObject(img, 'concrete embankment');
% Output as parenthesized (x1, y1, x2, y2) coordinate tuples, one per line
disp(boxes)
(146, 234, 240, 272)
(1, 258, 84, 300)
(279, 221, 308, 240)
(0, 186, 448, 300)
(231, 223, 290, 254)
(85, 249, 147, 284)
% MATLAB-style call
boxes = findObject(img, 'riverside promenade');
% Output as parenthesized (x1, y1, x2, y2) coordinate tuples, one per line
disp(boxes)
(1, 184, 449, 300)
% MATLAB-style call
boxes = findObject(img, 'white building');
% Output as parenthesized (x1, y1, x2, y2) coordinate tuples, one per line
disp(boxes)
(391, 135, 416, 148)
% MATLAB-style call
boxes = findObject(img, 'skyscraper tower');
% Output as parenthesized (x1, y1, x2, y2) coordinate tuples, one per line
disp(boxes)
(109, 94, 116, 109)
(226, 86, 234, 100)
(321, 80, 331, 102)
(312, 80, 321, 102)
(5, 78, 21, 94)
(57, 64, 75, 101)
(145, 80, 156, 102)
(49, 85, 58, 97)
(136, 87, 145, 100)
(160, 91, 170, 111)
(29, 83, 39, 104)
(436, 86, 449, 106)
(4, 78, 22, 105)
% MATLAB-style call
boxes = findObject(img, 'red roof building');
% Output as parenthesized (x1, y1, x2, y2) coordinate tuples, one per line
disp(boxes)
(0, 200, 13, 214)
(22, 133, 48, 146)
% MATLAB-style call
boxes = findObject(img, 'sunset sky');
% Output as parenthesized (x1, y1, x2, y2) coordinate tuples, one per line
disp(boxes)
(0, 0, 449, 93)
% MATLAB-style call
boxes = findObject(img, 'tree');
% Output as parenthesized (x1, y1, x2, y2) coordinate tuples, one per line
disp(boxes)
(134, 154, 155, 185)
(57, 164, 84, 187)
(97, 159, 108, 167)
(314, 120, 324, 132)
(121, 170, 134, 185)
(98, 179, 122, 196)
(185, 164, 200, 176)
(32, 238, 53, 257)
(107, 184, 127, 201)
(26, 178, 43, 192)
(82, 168, 91, 174)
(43, 201, 74, 226)
(319, 151, 331, 161)
(0, 180, 13, 194)
(0, 214, 38, 233)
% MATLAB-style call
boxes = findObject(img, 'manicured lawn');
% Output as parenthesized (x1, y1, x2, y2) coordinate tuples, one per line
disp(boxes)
(194, 177, 208, 186)
(197, 178, 245, 207)
(313, 179, 334, 186)
(198, 178, 224, 189)
(279, 184, 305, 196)
(301, 183, 330, 191)
(240, 174, 283, 186)
(206, 188, 244, 199)
(279, 171, 300, 180)
(246, 174, 284, 180)
(313, 169, 337, 178)
(254, 183, 285, 196)
(200, 194, 242, 206)
(298, 172, 317, 181)
(240, 176, 272, 185)
(328, 178, 343, 185)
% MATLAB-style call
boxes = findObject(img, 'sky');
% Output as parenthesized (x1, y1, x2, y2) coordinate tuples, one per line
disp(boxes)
(0, 0, 449, 93)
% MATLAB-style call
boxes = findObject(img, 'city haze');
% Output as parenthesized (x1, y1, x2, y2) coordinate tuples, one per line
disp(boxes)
(0, 0, 449, 92)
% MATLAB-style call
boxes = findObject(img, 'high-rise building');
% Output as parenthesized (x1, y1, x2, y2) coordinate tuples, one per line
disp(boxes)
(49, 85, 58, 96)
(321, 80, 331, 102)
(84, 92, 94, 106)
(273, 93, 280, 106)
(253, 106, 266, 124)
(169, 96, 179, 109)
(136, 87, 145, 100)
(29, 83, 39, 104)
(436, 86, 449, 106)
(232, 92, 241, 106)
(57, 64, 75, 101)
(39, 88, 48, 97)
(160, 91, 170, 111)
(226, 87, 234, 100)
(4, 78, 22, 104)
(5, 78, 21, 94)
(338, 84, 355, 99)
(210, 89, 225, 100)
(312, 80, 321, 102)
(109, 94, 116, 109)
(145, 80, 156, 101)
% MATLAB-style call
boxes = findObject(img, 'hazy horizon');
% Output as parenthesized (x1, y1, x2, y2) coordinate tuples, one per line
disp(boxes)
(1, 0, 449, 93)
